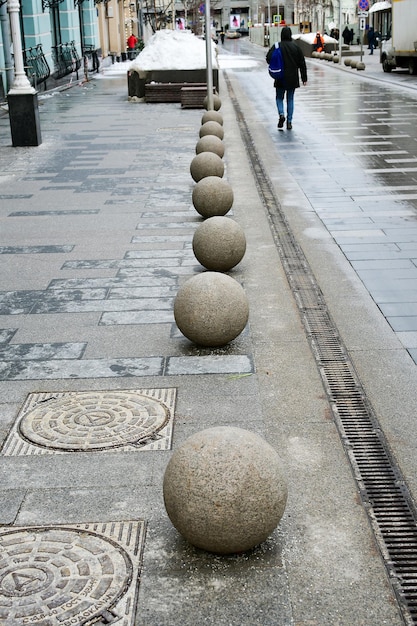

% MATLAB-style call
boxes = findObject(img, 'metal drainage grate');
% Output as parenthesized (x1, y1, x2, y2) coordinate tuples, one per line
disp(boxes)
(226, 72, 417, 625)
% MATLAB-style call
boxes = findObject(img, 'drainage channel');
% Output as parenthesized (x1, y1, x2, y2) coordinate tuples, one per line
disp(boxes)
(225, 72, 417, 626)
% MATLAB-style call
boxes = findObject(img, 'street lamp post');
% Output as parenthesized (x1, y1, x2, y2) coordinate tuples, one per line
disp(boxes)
(7, 0, 42, 146)
(204, 0, 213, 110)
(338, 0, 342, 62)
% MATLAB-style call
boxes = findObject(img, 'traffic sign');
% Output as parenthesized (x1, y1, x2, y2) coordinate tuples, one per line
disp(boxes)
(359, 16, 366, 30)
(358, 0, 369, 10)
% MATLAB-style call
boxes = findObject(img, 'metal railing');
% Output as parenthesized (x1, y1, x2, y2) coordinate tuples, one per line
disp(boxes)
(23, 44, 51, 89)
(51, 41, 82, 79)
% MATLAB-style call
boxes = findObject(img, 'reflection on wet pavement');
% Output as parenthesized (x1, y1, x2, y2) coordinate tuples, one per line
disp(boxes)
(237, 52, 417, 364)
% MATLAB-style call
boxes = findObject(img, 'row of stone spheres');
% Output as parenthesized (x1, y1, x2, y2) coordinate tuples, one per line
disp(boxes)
(163, 94, 288, 555)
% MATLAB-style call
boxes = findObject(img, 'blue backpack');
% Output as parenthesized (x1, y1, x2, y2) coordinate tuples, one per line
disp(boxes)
(268, 43, 284, 80)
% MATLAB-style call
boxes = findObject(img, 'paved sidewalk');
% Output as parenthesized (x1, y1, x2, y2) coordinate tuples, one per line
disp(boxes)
(0, 67, 408, 625)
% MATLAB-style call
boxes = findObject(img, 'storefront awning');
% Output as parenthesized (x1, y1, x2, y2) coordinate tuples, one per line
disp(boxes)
(369, 1, 392, 13)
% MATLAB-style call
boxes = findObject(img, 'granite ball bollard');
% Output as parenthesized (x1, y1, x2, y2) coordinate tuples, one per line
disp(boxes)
(199, 121, 224, 140)
(344, 58, 352, 66)
(190, 153, 224, 183)
(333, 55, 339, 63)
(350, 60, 358, 69)
(192, 176, 234, 217)
(192, 216, 246, 271)
(201, 110, 223, 126)
(356, 62, 366, 71)
(174, 272, 249, 347)
(195, 135, 225, 158)
(203, 93, 222, 111)
(163, 426, 288, 554)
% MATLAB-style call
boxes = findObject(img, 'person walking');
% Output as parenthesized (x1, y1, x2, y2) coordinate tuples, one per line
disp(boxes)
(266, 26, 307, 131)
(368, 26, 375, 54)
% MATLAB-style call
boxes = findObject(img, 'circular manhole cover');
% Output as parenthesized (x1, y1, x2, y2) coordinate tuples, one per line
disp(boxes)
(0, 527, 132, 623)
(19, 391, 170, 451)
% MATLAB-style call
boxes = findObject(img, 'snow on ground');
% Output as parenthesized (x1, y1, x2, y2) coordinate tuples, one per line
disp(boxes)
(129, 30, 218, 71)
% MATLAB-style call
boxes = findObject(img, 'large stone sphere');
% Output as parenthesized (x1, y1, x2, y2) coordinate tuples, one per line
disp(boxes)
(192, 176, 233, 217)
(174, 272, 249, 346)
(202, 110, 223, 126)
(199, 121, 224, 140)
(190, 153, 224, 183)
(192, 216, 246, 271)
(203, 94, 222, 111)
(163, 426, 288, 554)
(196, 135, 225, 158)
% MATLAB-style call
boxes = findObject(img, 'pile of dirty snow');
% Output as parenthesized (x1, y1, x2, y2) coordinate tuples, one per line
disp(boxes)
(130, 30, 218, 71)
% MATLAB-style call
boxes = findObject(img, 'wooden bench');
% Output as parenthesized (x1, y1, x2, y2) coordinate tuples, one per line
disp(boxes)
(145, 82, 206, 103)
(181, 86, 209, 109)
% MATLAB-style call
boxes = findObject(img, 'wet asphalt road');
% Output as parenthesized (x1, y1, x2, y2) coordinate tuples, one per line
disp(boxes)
(220, 37, 417, 365)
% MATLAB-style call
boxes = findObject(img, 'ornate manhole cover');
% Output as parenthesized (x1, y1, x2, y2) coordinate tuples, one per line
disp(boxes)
(0, 520, 146, 625)
(1, 388, 176, 455)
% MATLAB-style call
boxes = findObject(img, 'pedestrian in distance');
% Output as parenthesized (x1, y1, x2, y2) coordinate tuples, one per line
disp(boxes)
(127, 34, 138, 50)
(313, 31, 325, 53)
(342, 26, 350, 45)
(368, 26, 375, 54)
(266, 26, 307, 131)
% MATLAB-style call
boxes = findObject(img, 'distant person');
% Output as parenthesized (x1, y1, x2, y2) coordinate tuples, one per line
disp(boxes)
(342, 26, 350, 45)
(349, 28, 354, 45)
(368, 26, 375, 54)
(127, 34, 138, 50)
(266, 26, 307, 131)
(220, 30, 225, 44)
(313, 32, 325, 53)
(127, 34, 138, 59)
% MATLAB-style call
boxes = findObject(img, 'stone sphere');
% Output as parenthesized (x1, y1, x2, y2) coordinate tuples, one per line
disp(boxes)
(350, 60, 358, 69)
(190, 153, 224, 183)
(201, 110, 223, 126)
(356, 62, 366, 71)
(163, 426, 288, 554)
(199, 121, 224, 140)
(174, 272, 249, 346)
(192, 216, 246, 271)
(333, 55, 339, 63)
(344, 58, 352, 66)
(192, 177, 234, 217)
(196, 135, 225, 158)
(203, 94, 222, 111)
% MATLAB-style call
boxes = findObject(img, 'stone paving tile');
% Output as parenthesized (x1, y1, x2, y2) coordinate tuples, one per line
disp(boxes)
(0, 245, 74, 254)
(0, 357, 164, 380)
(387, 317, 417, 332)
(0, 489, 26, 524)
(0, 342, 86, 360)
(166, 355, 253, 376)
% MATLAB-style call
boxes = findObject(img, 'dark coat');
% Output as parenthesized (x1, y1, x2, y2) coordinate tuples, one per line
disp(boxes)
(266, 41, 307, 90)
